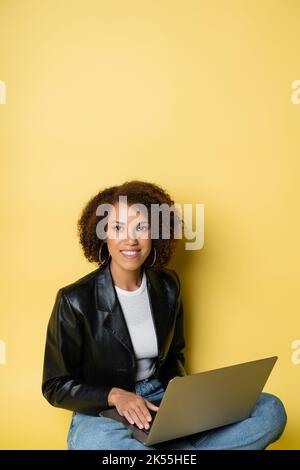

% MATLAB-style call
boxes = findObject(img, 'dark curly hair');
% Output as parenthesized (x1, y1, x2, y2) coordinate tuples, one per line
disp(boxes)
(77, 180, 183, 269)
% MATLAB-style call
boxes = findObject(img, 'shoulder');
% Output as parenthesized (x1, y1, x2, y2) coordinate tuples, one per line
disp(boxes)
(57, 266, 101, 304)
(153, 267, 181, 295)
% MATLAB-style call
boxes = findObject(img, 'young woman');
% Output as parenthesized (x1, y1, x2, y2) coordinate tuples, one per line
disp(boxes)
(42, 180, 287, 450)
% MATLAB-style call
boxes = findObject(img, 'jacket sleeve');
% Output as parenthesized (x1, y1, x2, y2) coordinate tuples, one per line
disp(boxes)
(42, 288, 112, 415)
(159, 271, 187, 388)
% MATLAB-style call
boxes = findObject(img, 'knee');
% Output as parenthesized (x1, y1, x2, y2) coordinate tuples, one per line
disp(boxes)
(257, 392, 287, 441)
(68, 415, 128, 450)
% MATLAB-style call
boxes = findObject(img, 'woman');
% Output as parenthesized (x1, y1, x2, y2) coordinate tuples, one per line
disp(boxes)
(42, 180, 287, 450)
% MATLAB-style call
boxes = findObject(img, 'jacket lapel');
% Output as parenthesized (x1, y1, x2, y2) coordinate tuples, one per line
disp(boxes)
(95, 261, 170, 362)
(145, 268, 170, 361)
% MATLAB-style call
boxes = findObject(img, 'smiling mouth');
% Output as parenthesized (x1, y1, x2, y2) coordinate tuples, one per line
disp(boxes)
(120, 250, 141, 259)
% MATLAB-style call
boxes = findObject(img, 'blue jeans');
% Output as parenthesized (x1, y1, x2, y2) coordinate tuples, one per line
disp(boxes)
(67, 376, 287, 450)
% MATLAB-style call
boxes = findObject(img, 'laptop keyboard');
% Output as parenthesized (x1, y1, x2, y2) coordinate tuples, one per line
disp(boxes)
(133, 408, 157, 434)
(131, 399, 161, 434)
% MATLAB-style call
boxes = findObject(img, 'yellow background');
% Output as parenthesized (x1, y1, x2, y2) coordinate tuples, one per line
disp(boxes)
(0, 0, 299, 450)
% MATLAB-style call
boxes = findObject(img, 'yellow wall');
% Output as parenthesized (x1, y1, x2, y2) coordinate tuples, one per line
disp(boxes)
(0, 0, 299, 450)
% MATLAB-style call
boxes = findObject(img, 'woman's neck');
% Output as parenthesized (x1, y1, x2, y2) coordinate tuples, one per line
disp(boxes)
(109, 259, 143, 291)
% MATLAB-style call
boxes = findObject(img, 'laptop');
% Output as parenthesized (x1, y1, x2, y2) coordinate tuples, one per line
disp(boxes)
(99, 355, 277, 446)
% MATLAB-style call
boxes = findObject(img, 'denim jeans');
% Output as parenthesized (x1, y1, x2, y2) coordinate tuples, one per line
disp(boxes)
(67, 376, 287, 450)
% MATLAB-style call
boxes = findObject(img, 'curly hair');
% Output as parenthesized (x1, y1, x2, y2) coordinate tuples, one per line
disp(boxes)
(77, 180, 182, 269)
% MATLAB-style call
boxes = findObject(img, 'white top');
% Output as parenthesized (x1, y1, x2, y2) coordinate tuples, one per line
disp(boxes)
(114, 270, 158, 381)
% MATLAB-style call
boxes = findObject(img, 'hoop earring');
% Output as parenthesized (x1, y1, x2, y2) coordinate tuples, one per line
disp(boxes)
(147, 247, 156, 267)
(98, 242, 111, 268)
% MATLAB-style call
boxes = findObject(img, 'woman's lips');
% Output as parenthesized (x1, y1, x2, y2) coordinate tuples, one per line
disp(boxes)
(120, 250, 141, 259)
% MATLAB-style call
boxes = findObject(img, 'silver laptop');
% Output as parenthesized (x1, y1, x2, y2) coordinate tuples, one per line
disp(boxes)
(100, 355, 277, 446)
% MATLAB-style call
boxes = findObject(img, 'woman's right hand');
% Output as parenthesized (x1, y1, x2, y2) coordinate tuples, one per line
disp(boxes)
(107, 387, 159, 430)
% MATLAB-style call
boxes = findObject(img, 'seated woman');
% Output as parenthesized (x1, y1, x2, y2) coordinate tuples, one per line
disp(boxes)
(42, 180, 287, 450)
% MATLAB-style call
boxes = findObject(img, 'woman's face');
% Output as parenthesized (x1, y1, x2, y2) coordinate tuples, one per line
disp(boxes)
(105, 201, 152, 271)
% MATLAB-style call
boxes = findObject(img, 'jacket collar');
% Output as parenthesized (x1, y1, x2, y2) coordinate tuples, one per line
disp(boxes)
(95, 260, 170, 362)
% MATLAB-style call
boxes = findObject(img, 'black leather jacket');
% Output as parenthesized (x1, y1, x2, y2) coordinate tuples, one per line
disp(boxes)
(42, 261, 186, 416)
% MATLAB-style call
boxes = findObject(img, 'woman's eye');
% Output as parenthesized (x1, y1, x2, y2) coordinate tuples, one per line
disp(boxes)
(114, 225, 124, 232)
(112, 224, 148, 232)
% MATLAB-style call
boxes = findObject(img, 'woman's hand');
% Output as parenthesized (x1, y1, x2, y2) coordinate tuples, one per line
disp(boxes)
(107, 387, 159, 430)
